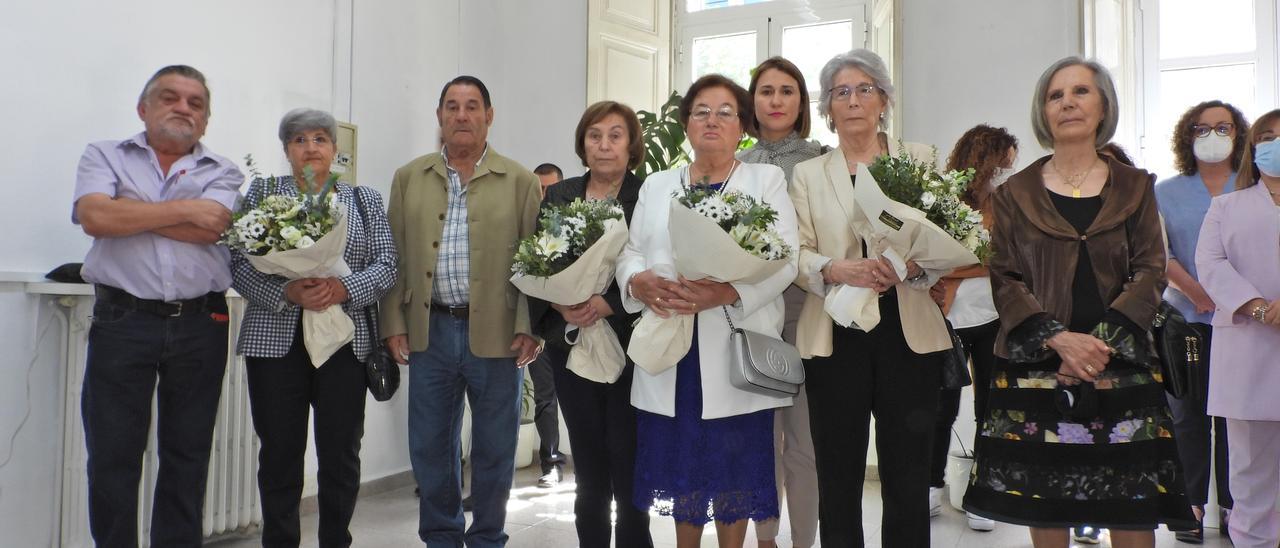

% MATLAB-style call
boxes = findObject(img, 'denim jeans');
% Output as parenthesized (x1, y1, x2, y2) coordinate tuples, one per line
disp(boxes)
(409, 311, 522, 548)
(81, 296, 229, 548)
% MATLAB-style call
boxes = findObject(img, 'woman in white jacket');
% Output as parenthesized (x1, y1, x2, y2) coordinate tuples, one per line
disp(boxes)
(617, 74, 799, 548)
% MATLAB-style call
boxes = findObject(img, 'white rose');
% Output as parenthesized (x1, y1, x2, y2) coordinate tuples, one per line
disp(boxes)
(295, 236, 316, 249)
(279, 226, 303, 244)
(920, 191, 937, 209)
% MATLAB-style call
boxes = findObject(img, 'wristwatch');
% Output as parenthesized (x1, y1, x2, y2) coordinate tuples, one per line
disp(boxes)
(1252, 302, 1270, 322)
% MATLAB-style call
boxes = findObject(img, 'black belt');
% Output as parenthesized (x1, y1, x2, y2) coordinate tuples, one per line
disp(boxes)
(95, 285, 225, 317)
(429, 302, 469, 319)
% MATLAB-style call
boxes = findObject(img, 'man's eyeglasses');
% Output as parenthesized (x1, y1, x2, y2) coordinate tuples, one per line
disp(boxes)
(1191, 123, 1234, 138)
(690, 107, 738, 123)
(829, 83, 880, 103)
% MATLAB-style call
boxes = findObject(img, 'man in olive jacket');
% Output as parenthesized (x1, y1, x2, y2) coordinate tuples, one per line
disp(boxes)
(381, 75, 542, 548)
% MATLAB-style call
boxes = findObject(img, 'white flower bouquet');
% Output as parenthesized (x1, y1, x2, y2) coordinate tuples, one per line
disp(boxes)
(224, 158, 354, 366)
(628, 184, 794, 375)
(822, 146, 985, 331)
(510, 198, 630, 383)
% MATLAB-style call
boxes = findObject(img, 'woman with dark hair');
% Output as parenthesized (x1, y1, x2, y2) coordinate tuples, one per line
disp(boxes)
(1195, 108, 1280, 548)
(619, 74, 798, 548)
(928, 124, 1018, 533)
(528, 100, 653, 547)
(962, 57, 1194, 547)
(737, 56, 822, 548)
(1155, 100, 1247, 543)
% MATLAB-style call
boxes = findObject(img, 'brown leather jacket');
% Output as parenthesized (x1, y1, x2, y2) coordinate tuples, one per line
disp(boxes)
(989, 155, 1166, 358)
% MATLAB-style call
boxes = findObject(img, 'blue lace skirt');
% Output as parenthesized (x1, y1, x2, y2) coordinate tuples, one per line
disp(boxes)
(632, 323, 778, 526)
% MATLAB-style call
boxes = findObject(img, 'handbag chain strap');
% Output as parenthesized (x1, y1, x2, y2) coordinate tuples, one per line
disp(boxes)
(721, 305, 736, 331)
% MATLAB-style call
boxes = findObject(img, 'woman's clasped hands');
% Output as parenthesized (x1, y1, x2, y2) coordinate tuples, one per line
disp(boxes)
(630, 270, 740, 317)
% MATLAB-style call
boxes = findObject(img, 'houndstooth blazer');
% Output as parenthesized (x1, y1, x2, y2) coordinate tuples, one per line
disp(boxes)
(231, 176, 398, 361)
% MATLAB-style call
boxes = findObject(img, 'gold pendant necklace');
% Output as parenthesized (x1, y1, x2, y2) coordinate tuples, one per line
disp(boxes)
(1051, 157, 1098, 197)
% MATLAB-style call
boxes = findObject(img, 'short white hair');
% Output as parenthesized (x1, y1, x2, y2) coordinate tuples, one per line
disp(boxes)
(817, 49, 894, 131)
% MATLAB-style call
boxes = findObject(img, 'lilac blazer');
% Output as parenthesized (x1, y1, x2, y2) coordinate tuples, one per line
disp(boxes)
(1196, 182, 1280, 420)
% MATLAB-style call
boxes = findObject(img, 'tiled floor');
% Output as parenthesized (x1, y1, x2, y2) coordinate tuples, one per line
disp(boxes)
(208, 464, 1232, 547)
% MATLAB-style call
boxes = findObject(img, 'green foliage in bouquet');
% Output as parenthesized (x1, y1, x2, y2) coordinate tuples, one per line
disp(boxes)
(867, 144, 991, 261)
(223, 155, 342, 256)
(674, 186, 792, 261)
(511, 198, 625, 277)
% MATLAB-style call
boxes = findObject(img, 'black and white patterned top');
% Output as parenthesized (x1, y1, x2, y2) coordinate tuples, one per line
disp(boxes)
(231, 175, 398, 360)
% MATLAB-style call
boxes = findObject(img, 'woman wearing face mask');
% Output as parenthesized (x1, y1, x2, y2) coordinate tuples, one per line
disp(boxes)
(1155, 100, 1248, 543)
(736, 56, 823, 548)
(927, 124, 1018, 533)
(1195, 108, 1280, 548)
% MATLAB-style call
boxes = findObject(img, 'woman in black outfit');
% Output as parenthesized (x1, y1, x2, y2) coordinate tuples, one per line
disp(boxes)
(528, 100, 652, 548)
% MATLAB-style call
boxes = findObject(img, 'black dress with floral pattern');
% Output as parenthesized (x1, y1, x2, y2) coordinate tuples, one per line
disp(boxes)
(962, 194, 1195, 530)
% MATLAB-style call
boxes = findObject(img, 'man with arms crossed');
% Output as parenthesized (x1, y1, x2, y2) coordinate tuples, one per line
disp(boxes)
(73, 64, 243, 547)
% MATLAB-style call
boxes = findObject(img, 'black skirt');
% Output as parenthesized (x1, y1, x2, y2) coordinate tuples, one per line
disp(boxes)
(962, 356, 1196, 530)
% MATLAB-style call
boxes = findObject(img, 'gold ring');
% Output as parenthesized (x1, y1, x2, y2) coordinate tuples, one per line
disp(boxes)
(1085, 365, 1096, 374)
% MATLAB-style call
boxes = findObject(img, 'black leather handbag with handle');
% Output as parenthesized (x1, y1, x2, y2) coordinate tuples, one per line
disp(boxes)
(351, 186, 399, 402)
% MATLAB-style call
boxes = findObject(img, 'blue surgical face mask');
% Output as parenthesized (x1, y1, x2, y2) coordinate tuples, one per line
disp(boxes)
(1254, 139, 1280, 178)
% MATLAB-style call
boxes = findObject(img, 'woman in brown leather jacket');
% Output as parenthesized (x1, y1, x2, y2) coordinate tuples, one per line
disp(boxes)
(961, 57, 1194, 548)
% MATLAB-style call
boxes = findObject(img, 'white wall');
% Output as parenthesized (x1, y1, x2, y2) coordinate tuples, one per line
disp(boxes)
(901, 0, 1082, 169)
(460, 0, 589, 178)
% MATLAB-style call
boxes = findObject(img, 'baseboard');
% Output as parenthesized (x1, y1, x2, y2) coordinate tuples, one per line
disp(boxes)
(299, 469, 416, 514)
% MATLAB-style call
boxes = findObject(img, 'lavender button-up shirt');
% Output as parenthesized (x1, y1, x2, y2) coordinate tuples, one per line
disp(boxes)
(73, 132, 245, 301)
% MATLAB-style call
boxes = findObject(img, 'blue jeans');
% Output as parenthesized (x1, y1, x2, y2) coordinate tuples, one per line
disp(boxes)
(82, 295, 229, 548)
(409, 311, 522, 548)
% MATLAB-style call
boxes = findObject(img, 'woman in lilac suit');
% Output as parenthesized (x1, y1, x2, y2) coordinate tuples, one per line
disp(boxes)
(1196, 108, 1280, 548)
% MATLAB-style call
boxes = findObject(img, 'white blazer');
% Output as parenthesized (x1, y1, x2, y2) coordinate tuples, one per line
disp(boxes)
(616, 162, 800, 419)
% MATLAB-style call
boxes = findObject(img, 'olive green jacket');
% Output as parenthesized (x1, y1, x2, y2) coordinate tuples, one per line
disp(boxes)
(379, 147, 541, 357)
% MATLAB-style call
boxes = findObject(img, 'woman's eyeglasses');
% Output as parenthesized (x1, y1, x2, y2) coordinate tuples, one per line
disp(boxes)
(829, 83, 880, 103)
(690, 107, 738, 123)
(1191, 123, 1234, 138)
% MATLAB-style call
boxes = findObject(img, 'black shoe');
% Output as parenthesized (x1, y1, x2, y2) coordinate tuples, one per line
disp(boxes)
(1072, 526, 1102, 544)
(462, 494, 475, 512)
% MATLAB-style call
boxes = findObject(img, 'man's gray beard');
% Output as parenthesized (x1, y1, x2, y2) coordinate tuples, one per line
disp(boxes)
(153, 124, 199, 149)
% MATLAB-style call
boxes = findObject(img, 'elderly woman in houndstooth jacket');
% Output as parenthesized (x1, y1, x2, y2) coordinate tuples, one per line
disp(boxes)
(230, 108, 397, 547)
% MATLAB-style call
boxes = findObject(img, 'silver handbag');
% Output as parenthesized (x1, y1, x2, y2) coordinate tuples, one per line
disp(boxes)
(723, 307, 804, 397)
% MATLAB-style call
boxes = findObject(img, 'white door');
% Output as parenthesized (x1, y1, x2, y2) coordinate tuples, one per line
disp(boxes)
(587, 0, 673, 114)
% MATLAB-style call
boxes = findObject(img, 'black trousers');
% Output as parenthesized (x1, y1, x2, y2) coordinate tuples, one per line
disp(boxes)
(82, 294, 229, 548)
(246, 327, 367, 548)
(804, 294, 942, 548)
(546, 343, 653, 548)
(1168, 323, 1232, 509)
(529, 350, 566, 474)
(930, 319, 999, 486)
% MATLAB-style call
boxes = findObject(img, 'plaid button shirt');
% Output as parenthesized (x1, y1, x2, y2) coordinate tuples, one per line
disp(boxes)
(432, 146, 487, 306)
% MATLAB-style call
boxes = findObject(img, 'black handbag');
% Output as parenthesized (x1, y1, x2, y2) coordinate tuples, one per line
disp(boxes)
(1152, 300, 1200, 399)
(351, 186, 399, 402)
(941, 319, 973, 390)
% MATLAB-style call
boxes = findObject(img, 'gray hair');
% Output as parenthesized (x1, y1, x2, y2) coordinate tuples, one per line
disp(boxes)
(278, 108, 338, 146)
(138, 65, 211, 115)
(816, 49, 895, 131)
(1030, 56, 1119, 149)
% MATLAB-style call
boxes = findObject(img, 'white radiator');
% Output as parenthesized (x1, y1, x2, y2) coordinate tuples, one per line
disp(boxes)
(54, 294, 261, 547)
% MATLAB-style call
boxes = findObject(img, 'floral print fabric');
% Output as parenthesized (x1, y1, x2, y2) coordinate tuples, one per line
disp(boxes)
(963, 357, 1196, 530)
